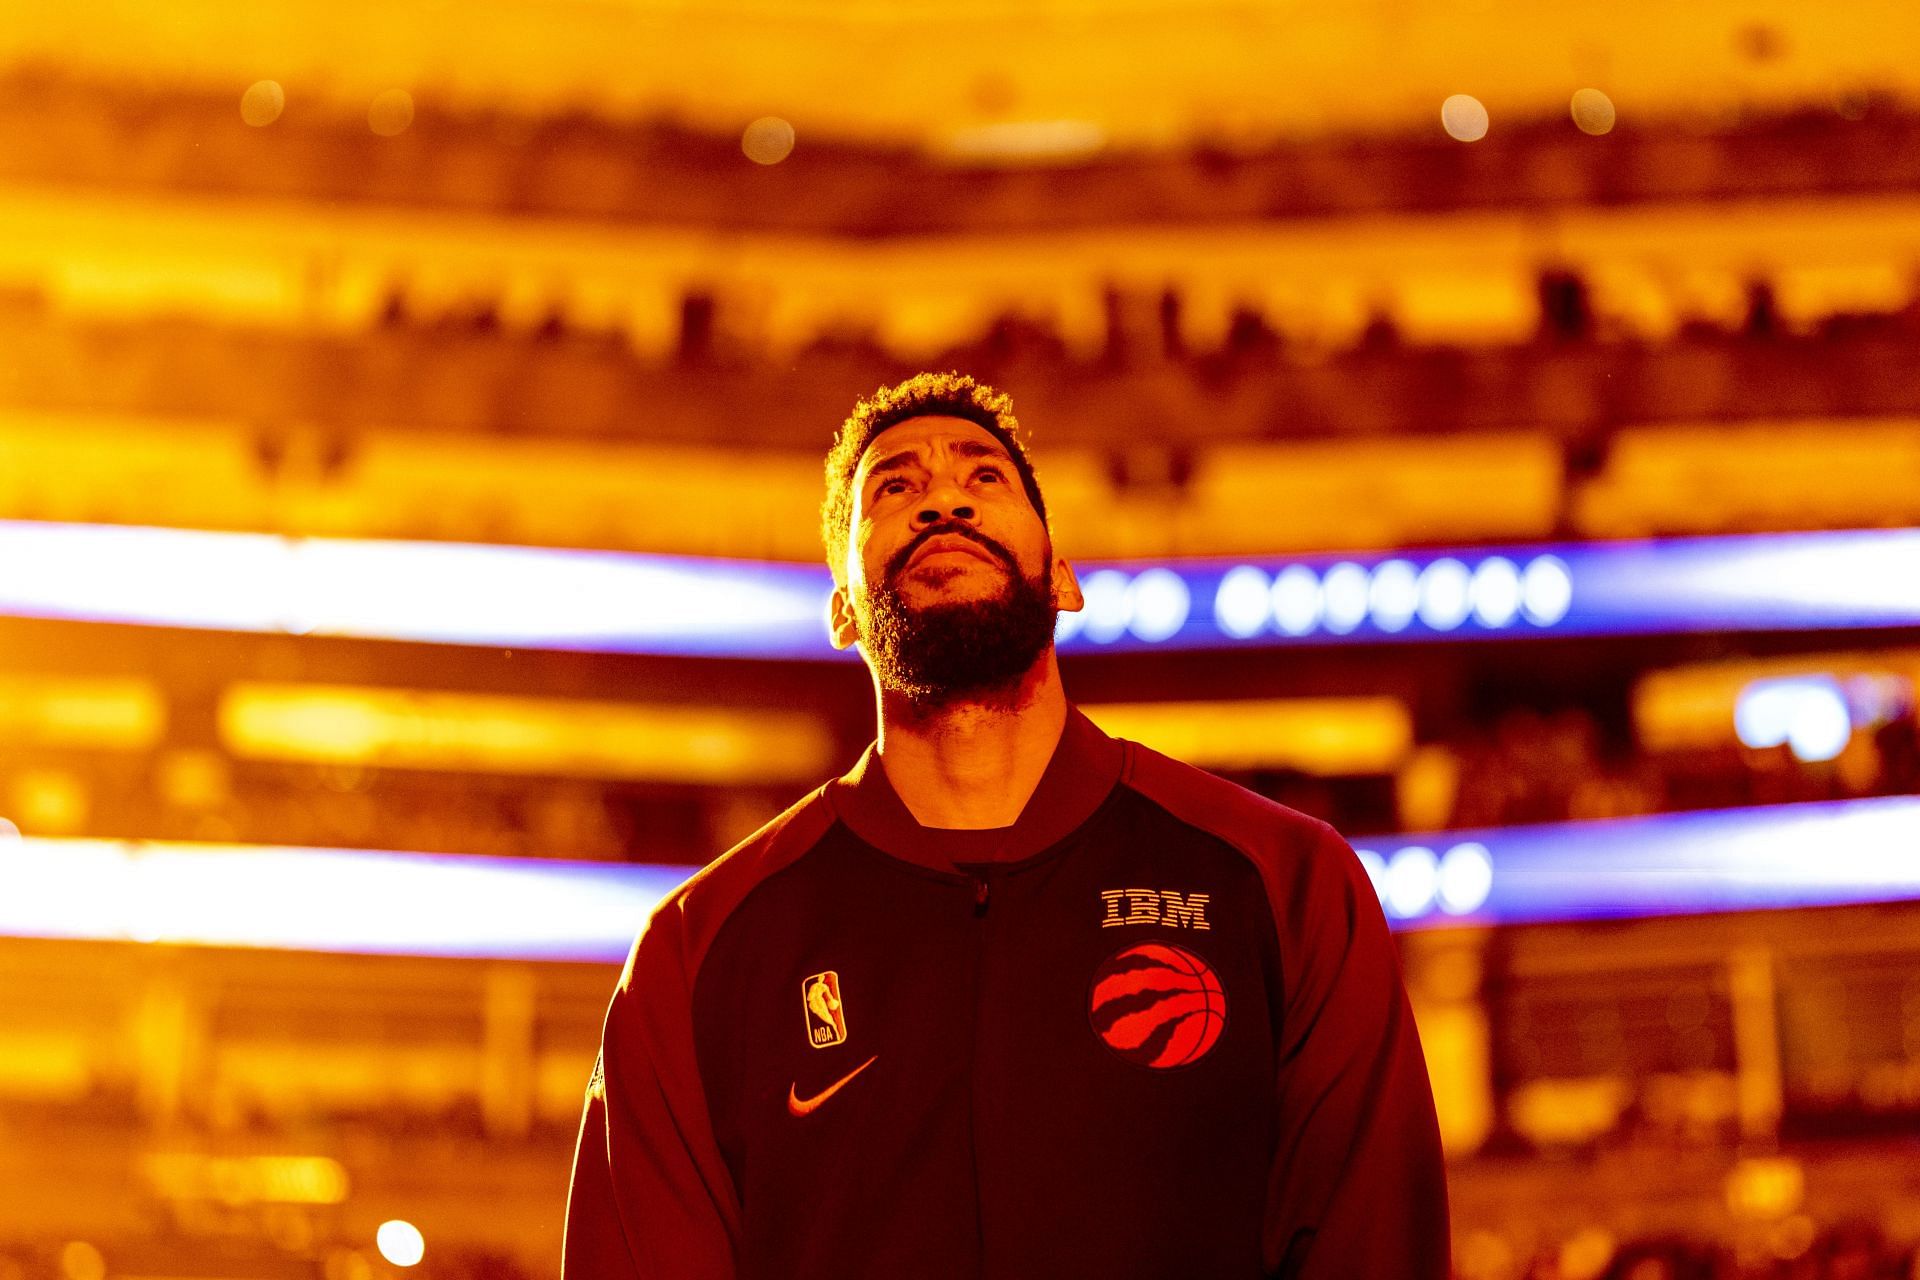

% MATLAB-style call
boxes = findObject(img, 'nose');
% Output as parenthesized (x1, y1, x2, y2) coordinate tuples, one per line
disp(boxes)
(911, 481, 976, 529)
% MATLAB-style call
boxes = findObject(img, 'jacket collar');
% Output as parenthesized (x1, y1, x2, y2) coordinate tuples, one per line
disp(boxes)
(828, 703, 1124, 873)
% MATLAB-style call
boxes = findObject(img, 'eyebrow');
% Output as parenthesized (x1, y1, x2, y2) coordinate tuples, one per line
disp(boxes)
(864, 439, 1014, 488)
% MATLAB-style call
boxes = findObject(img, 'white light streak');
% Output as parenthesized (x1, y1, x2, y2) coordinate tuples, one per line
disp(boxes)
(0, 837, 695, 961)
(0, 522, 827, 657)
(7, 797, 1920, 952)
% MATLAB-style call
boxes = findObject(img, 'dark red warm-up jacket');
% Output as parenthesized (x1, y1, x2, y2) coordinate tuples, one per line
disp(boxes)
(564, 706, 1450, 1279)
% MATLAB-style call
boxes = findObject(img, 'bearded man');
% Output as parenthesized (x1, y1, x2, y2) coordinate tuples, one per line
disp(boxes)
(563, 372, 1450, 1279)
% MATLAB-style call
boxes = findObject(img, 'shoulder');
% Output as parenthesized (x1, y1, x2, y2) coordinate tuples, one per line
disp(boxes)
(1119, 737, 1344, 865)
(1117, 738, 1398, 1024)
(619, 784, 839, 991)
(1116, 738, 1375, 923)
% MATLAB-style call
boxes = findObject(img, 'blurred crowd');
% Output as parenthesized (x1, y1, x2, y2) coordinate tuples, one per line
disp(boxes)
(1445, 707, 1920, 832)
(1496, 1224, 1920, 1280)
(13, 273, 1920, 453)
(9, 699, 1915, 861)
(3, 1225, 1916, 1280)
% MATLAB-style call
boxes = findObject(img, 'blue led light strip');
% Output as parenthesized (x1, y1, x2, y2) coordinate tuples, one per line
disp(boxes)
(0, 521, 1916, 657)
(0, 838, 698, 963)
(1355, 793, 1920, 930)
(2, 795, 1916, 959)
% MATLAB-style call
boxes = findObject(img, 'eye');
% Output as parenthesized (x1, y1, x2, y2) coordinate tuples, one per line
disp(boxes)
(876, 478, 908, 497)
(974, 465, 1005, 483)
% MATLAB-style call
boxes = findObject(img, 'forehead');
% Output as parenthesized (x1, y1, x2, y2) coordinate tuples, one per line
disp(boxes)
(854, 415, 1011, 475)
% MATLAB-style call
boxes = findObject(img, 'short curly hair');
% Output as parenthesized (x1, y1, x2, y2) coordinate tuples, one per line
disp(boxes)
(820, 371, 1048, 581)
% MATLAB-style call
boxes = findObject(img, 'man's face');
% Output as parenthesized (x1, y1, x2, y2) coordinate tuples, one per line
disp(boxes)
(828, 415, 1083, 706)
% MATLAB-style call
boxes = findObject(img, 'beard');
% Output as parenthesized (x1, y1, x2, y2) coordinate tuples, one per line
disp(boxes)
(854, 530, 1058, 710)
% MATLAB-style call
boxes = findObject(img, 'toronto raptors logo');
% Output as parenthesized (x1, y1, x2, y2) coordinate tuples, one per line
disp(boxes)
(1088, 941, 1227, 1069)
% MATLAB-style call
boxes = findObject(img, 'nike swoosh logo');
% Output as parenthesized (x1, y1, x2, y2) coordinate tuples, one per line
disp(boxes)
(787, 1054, 878, 1117)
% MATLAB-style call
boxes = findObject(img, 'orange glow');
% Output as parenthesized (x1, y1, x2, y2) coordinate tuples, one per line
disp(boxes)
(0, 4, 1918, 1271)
(1725, 1156, 1805, 1219)
(0, 675, 166, 750)
(1633, 649, 1920, 752)
(218, 682, 836, 783)
(6, 0, 1916, 145)
(144, 1154, 352, 1206)
(1081, 697, 1412, 775)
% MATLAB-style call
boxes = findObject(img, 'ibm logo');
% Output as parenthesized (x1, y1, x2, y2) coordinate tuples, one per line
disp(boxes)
(1099, 889, 1211, 931)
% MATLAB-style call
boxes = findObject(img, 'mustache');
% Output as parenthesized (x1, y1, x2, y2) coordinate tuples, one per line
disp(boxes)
(888, 522, 1018, 580)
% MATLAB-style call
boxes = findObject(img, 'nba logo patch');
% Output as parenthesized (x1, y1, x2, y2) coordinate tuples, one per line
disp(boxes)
(1089, 942, 1227, 1069)
(802, 971, 848, 1048)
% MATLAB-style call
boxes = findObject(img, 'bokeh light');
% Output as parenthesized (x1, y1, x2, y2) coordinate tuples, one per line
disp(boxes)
(375, 1220, 425, 1268)
(1367, 559, 1419, 633)
(1469, 557, 1521, 628)
(1441, 94, 1489, 142)
(1559, 1227, 1617, 1280)
(1436, 842, 1495, 915)
(1417, 558, 1472, 631)
(1520, 555, 1573, 626)
(1271, 565, 1324, 636)
(1124, 568, 1190, 642)
(742, 116, 796, 165)
(59, 1243, 105, 1280)
(1736, 676, 1853, 763)
(1321, 562, 1370, 634)
(1383, 846, 1440, 918)
(240, 80, 284, 127)
(1077, 569, 1131, 643)
(1570, 88, 1616, 135)
(1212, 565, 1271, 638)
(368, 90, 414, 137)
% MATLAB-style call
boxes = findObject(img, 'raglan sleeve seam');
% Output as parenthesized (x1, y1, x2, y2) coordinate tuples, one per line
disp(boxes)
(564, 891, 742, 1280)
(1250, 816, 1451, 1280)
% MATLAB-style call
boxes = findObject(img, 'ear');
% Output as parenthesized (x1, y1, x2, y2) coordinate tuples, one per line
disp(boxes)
(827, 581, 860, 650)
(1051, 557, 1084, 613)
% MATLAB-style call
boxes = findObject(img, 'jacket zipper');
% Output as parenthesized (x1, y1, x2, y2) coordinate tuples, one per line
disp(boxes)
(966, 869, 993, 1274)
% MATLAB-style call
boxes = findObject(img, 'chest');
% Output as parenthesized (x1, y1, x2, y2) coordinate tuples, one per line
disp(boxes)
(690, 831, 1283, 1169)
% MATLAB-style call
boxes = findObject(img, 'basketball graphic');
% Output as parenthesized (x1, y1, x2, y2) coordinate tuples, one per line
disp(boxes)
(1088, 941, 1227, 1069)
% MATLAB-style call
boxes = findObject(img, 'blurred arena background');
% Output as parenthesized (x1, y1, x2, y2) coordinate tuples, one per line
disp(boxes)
(3, 1, 1920, 1276)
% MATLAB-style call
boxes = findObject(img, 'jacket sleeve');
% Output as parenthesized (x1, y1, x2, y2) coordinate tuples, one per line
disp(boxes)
(564, 899, 741, 1280)
(1263, 824, 1451, 1279)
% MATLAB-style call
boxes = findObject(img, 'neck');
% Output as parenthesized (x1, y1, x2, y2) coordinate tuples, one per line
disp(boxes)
(872, 651, 1069, 829)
